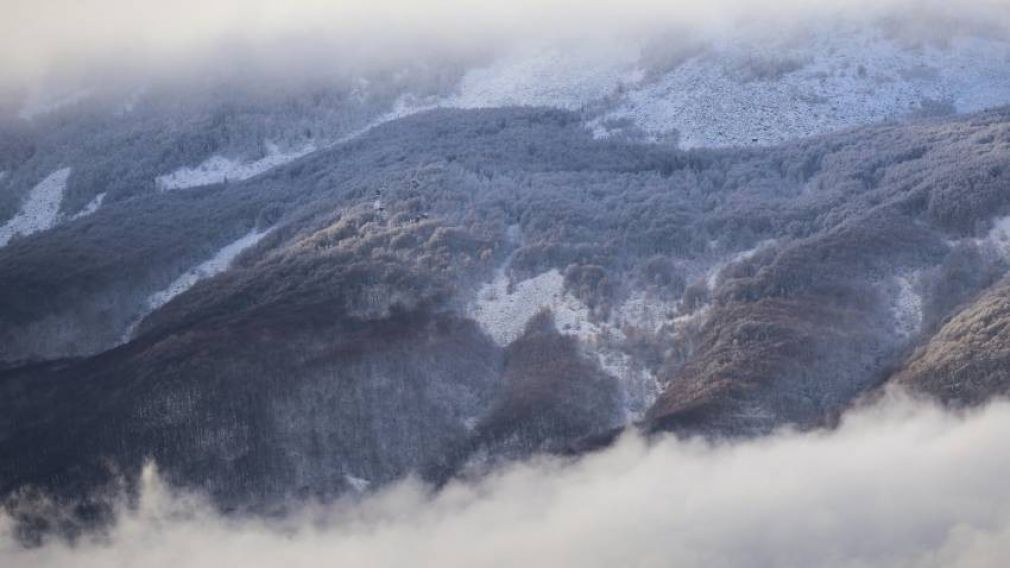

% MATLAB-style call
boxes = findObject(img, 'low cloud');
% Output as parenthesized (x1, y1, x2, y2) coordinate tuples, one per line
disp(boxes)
(3, 392, 1010, 567)
(3, 0, 1010, 92)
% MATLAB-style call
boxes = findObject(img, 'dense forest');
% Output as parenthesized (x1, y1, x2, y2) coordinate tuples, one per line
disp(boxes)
(2, 103, 1010, 541)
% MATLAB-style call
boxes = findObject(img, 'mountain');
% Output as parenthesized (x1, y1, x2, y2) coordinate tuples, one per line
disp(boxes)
(3, 21, 1010, 540)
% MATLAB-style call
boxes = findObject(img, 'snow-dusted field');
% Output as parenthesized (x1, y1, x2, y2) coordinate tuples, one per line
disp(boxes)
(0, 168, 71, 247)
(156, 142, 316, 191)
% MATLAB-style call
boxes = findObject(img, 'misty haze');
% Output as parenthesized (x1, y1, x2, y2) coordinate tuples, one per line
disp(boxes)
(3, 1, 1010, 566)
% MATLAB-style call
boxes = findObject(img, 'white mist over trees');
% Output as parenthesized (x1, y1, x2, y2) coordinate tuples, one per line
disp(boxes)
(4, 0, 1010, 94)
(3, 393, 1010, 568)
(4, 2, 1010, 566)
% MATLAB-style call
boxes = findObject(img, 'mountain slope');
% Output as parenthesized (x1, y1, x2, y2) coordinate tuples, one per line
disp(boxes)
(3, 107, 1010, 529)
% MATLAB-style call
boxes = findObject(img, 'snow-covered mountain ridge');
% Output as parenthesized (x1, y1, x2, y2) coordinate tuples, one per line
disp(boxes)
(137, 23, 1010, 189)
(431, 25, 1010, 148)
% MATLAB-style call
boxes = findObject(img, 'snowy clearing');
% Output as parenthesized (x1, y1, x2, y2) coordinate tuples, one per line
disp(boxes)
(122, 227, 274, 342)
(0, 168, 71, 247)
(469, 268, 600, 346)
(146, 228, 272, 312)
(156, 142, 316, 190)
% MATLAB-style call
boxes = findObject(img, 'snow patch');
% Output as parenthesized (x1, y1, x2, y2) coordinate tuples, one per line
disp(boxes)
(466, 239, 785, 420)
(70, 192, 106, 220)
(614, 290, 678, 336)
(336, 43, 639, 136)
(469, 268, 677, 420)
(122, 227, 273, 342)
(325, 92, 448, 147)
(891, 275, 923, 338)
(469, 268, 600, 346)
(594, 344, 662, 422)
(147, 228, 272, 312)
(0, 168, 71, 247)
(156, 141, 316, 190)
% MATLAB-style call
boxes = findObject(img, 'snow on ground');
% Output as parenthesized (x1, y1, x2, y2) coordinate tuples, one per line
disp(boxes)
(465, 234, 790, 420)
(146, 25, 1010, 164)
(326, 44, 636, 147)
(331, 42, 639, 142)
(333, 93, 444, 145)
(146, 228, 272, 313)
(468, 267, 677, 420)
(156, 141, 316, 190)
(70, 192, 106, 220)
(122, 227, 273, 342)
(891, 274, 923, 339)
(329, 43, 636, 145)
(0, 168, 71, 247)
(466, 221, 720, 420)
(593, 28, 1010, 148)
(614, 290, 678, 335)
(328, 25, 1010, 151)
(470, 268, 600, 346)
(446, 42, 640, 111)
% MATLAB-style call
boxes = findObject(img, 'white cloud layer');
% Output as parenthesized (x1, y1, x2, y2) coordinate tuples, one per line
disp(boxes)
(3, 392, 1010, 568)
(3, 0, 1010, 90)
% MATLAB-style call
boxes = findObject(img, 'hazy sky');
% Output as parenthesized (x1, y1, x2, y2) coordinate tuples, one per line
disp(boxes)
(3, 0, 1009, 89)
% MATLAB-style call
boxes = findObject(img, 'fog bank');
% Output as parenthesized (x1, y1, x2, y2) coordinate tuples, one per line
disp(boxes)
(4, 0, 1010, 91)
(3, 392, 1010, 568)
